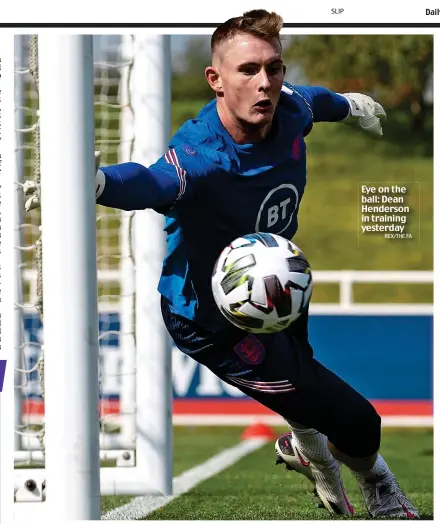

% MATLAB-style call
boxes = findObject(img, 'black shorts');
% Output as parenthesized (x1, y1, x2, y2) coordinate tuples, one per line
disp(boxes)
(161, 297, 381, 457)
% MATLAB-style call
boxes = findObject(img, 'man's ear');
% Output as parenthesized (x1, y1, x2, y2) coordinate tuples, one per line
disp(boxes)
(283, 64, 287, 76)
(205, 66, 223, 93)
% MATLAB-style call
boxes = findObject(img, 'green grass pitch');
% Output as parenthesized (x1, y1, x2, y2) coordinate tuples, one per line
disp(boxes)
(101, 425, 433, 520)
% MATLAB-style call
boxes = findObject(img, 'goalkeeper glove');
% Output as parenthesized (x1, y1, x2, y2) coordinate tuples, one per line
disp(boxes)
(339, 93, 386, 136)
(23, 151, 103, 212)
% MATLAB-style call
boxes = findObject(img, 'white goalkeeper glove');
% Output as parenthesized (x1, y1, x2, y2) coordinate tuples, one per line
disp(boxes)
(339, 93, 386, 136)
(23, 151, 103, 212)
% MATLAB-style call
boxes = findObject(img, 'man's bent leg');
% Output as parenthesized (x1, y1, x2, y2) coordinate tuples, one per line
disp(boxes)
(161, 302, 355, 516)
(161, 300, 418, 519)
(202, 330, 358, 517)
(283, 358, 419, 519)
(217, 330, 417, 519)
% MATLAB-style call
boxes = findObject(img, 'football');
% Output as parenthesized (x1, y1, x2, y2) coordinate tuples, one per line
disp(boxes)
(211, 233, 313, 334)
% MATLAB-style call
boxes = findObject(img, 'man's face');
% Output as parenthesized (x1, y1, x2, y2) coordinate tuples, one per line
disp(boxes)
(213, 34, 285, 128)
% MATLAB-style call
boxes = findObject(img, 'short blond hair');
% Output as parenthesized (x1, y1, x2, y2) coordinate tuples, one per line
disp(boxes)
(211, 9, 284, 54)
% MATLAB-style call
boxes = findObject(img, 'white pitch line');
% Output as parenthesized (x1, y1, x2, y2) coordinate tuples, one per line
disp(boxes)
(102, 437, 268, 521)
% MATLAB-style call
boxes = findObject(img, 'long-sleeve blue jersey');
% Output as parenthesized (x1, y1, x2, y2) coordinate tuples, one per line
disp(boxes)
(98, 83, 349, 329)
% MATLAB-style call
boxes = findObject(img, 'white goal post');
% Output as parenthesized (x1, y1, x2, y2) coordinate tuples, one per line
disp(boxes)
(39, 34, 101, 519)
(14, 34, 173, 520)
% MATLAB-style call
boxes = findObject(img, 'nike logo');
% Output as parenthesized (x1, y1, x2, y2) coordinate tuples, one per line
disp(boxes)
(295, 447, 310, 467)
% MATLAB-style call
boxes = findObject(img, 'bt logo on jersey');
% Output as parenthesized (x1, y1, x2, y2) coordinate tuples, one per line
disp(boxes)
(267, 198, 291, 227)
(255, 184, 299, 234)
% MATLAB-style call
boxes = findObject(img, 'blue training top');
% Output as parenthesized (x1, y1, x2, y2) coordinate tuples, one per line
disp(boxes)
(98, 83, 349, 330)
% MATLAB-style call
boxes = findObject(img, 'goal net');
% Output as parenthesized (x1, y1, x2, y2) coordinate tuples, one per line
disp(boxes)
(14, 34, 173, 518)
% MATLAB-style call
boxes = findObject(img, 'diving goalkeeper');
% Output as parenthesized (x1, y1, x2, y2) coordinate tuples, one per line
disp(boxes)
(25, 10, 417, 519)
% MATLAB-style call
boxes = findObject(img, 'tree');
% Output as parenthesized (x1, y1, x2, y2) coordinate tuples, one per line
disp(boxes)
(172, 37, 213, 102)
(284, 35, 433, 132)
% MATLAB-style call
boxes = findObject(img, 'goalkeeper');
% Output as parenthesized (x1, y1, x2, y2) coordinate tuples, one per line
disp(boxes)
(25, 10, 417, 519)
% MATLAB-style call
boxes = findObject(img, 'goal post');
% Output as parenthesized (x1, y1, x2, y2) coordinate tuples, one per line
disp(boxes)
(38, 34, 101, 520)
(131, 34, 174, 498)
(14, 33, 173, 518)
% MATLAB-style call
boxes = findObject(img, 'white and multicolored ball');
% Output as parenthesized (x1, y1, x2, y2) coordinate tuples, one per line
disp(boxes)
(211, 233, 313, 334)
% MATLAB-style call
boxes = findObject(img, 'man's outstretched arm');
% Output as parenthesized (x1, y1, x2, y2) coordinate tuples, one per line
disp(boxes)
(96, 161, 180, 211)
(283, 83, 387, 136)
(24, 149, 188, 213)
